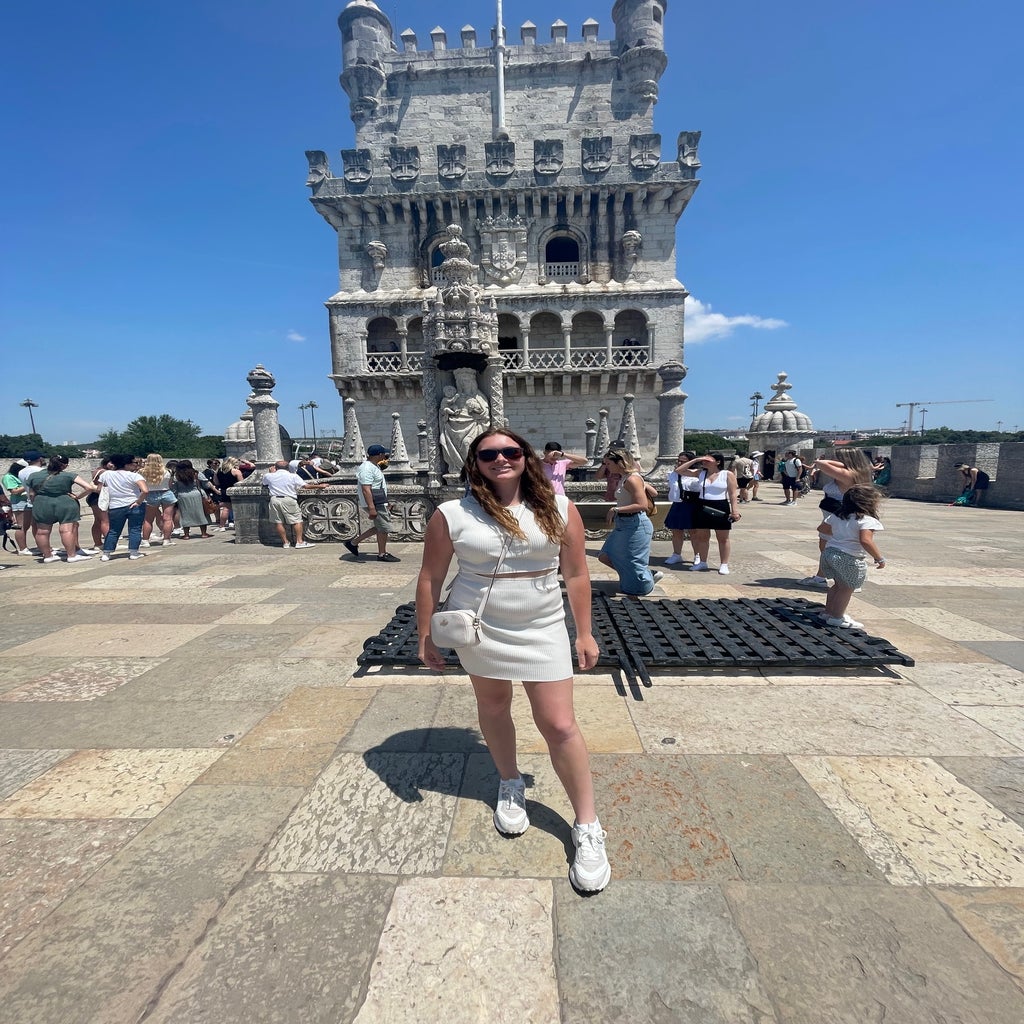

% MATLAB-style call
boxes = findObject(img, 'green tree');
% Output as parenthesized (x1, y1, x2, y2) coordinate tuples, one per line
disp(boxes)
(97, 415, 222, 458)
(682, 432, 747, 455)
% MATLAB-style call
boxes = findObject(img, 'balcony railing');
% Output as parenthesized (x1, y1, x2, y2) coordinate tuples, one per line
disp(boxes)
(500, 346, 650, 371)
(366, 351, 424, 373)
(543, 262, 581, 280)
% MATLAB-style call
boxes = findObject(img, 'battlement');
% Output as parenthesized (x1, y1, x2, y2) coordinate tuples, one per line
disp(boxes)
(393, 18, 621, 58)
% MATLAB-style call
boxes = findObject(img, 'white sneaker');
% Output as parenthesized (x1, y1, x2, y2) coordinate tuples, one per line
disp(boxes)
(139, 540, 151, 548)
(569, 820, 611, 893)
(798, 576, 828, 588)
(42, 554, 63, 563)
(293, 542, 315, 549)
(100, 553, 111, 562)
(171, 528, 184, 537)
(18, 548, 33, 555)
(493, 777, 529, 836)
(66, 554, 92, 563)
(651, 570, 665, 583)
(129, 552, 146, 560)
(718, 564, 730, 575)
(689, 561, 707, 572)
(824, 614, 864, 629)
(77, 547, 99, 556)
(664, 553, 683, 566)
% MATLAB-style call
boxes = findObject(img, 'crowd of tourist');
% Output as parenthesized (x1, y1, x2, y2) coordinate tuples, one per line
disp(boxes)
(0, 450, 253, 564)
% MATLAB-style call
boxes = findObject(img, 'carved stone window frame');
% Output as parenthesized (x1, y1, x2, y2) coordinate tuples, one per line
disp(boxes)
(537, 225, 590, 284)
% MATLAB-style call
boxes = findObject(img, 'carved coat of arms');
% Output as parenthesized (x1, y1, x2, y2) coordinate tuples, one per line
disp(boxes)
(581, 136, 612, 174)
(629, 134, 661, 171)
(341, 149, 372, 186)
(534, 140, 563, 176)
(305, 150, 331, 189)
(477, 214, 529, 286)
(437, 144, 467, 181)
(389, 146, 420, 184)
(485, 141, 516, 178)
(677, 131, 702, 175)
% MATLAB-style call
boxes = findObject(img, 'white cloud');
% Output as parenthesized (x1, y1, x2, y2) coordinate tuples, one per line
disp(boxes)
(286, 329, 306, 342)
(684, 296, 787, 344)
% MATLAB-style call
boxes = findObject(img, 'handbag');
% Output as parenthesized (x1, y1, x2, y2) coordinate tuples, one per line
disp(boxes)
(818, 495, 843, 514)
(700, 474, 730, 520)
(97, 486, 110, 511)
(201, 492, 218, 517)
(430, 534, 511, 649)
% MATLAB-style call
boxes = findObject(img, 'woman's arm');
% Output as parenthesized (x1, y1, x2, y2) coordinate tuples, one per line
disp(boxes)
(561, 503, 599, 670)
(725, 472, 741, 522)
(811, 458, 857, 489)
(416, 511, 455, 670)
(859, 528, 885, 567)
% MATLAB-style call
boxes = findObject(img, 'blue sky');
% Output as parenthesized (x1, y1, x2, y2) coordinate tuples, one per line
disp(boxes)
(2, 0, 1022, 443)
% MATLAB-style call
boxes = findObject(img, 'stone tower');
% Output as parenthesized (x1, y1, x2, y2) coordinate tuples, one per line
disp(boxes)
(306, 0, 700, 462)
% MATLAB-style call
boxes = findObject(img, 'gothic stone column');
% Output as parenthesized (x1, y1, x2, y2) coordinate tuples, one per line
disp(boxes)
(652, 361, 688, 480)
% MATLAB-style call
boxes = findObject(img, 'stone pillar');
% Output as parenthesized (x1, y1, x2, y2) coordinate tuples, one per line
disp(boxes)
(595, 408, 611, 457)
(604, 324, 614, 366)
(561, 323, 572, 368)
(417, 420, 428, 466)
(617, 394, 640, 459)
(246, 364, 283, 465)
(652, 360, 688, 480)
(397, 329, 409, 372)
(520, 326, 531, 369)
(340, 398, 366, 467)
(585, 417, 597, 463)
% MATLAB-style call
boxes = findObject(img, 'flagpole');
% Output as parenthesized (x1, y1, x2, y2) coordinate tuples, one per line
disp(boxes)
(494, 0, 506, 135)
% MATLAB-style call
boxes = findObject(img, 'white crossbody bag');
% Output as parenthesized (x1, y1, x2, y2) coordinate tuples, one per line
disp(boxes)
(430, 534, 511, 649)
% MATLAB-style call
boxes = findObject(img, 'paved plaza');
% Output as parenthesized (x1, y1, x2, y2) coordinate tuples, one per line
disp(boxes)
(1, 484, 1022, 1023)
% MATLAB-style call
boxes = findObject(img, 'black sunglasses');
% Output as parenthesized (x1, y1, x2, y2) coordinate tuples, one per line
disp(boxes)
(476, 446, 524, 463)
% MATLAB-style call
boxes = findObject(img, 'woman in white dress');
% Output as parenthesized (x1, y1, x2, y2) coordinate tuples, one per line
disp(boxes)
(416, 428, 610, 893)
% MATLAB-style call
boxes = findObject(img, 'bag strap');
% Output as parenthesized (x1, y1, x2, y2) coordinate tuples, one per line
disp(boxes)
(437, 529, 512, 622)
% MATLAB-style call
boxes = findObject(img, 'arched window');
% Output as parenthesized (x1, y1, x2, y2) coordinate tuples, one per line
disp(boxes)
(430, 245, 445, 284)
(612, 310, 649, 366)
(545, 236, 580, 263)
(497, 313, 522, 368)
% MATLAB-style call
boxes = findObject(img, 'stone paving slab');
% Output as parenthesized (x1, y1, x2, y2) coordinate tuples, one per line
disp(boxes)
(724, 883, 1024, 1023)
(142, 873, 398, 1024)
(555, 882, 777, 1023)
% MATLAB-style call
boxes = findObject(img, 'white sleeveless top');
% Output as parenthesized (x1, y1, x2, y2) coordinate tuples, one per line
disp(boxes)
(438, 494, 569, 574)
(697, 470, 730, 500)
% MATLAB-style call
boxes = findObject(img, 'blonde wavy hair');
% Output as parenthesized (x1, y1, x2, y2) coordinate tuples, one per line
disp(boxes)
(832, 448, 874, 487)
(140, 454, 167, 485)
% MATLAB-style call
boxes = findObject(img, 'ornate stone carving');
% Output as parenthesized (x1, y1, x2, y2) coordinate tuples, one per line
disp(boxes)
(485, 140, 515, 178)
(581, 136, 612, 174)
(439, 367, 491, 474)
(534, 140, 563, 176)
(341, 149, 372, 186)
(305, 150, 331, 188)
(629, 134, 661, 171)
(621, 230, 642, 260)
(437, 144, 467, 181)
(677, 131, 702, 174)
(366, 241, 387, 271)
(389, 146, 420, 184)
(477, 214, 528, 286)
(436, 225, 477, 311)
(633, 79, 659, 103)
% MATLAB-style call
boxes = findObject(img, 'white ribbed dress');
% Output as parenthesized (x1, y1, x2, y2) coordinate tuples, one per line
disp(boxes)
(437, 494, 573, 680)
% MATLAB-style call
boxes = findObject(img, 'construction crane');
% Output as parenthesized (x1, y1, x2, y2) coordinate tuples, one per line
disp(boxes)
(895, 399, 993, 435)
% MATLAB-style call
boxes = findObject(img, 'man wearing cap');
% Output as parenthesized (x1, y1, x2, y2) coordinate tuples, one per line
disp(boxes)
(343, 444, 399, 562)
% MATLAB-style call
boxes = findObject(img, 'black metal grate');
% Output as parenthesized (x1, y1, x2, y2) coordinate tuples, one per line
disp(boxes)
(358, 594, 914, 689)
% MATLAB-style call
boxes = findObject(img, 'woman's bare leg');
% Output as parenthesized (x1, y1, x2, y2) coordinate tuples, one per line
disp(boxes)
(470, 675, 519, 780)
(523, 678, 597, 824)
(716, 530, 731, 565)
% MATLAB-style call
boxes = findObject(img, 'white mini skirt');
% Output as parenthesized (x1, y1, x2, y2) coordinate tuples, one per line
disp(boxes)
(446, 571, 573, 680)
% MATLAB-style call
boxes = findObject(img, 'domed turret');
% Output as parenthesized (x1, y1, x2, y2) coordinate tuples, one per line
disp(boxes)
(612, 0, 667, 53)
(337, 1, 395, 124)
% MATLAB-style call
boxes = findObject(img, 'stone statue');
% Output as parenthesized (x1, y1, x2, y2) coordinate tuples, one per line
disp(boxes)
(439, 367, 490, 474)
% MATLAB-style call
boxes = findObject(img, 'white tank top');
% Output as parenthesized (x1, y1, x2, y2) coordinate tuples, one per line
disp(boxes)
(438, 494, 569, 574)
(698, 470, 729, 500)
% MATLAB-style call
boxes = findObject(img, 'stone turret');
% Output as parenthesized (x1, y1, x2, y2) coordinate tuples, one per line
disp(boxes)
(612, 0, 667, 52)
(338, 0, 395, 124)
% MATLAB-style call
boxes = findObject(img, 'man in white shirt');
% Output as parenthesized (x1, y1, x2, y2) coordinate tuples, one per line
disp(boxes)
(781, 451, 803, 505)
(342, 444, 400, 562)
(261, 461, 325, 548)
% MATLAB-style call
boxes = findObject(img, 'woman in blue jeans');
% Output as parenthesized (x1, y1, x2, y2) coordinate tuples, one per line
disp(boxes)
(597, 448, 661, 596)
(98, 454, 150, 561)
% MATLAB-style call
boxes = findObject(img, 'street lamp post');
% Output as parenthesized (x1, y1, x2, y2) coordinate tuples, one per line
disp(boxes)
(299, 403, 309, 438)
(749, 392, 763, 418)
(307, 401, 319, 442)
(20, 399, 39, 435)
